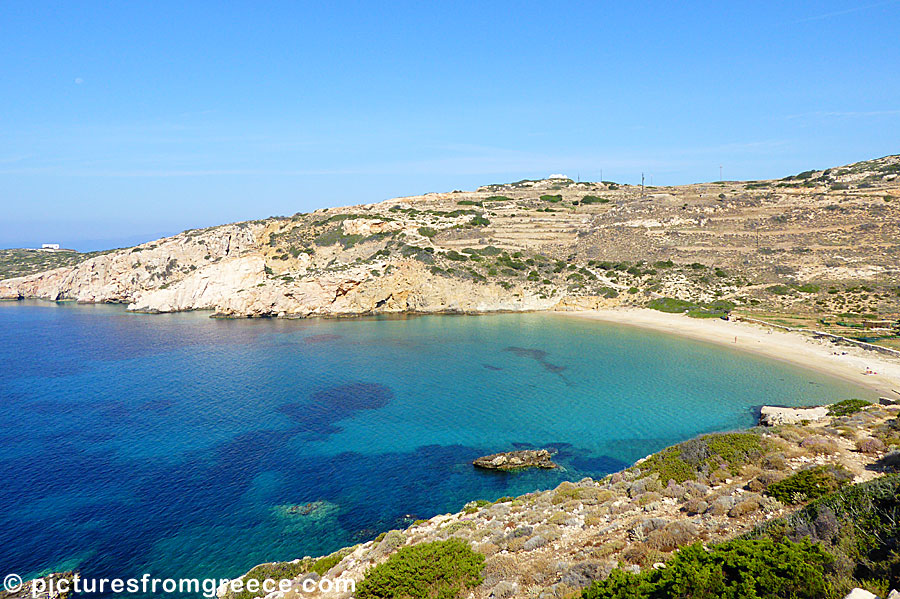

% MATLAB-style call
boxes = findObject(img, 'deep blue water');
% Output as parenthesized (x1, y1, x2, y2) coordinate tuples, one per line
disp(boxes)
(0, 301, 871, 590)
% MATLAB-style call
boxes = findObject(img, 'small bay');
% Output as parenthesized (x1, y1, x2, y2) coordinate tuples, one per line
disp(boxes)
(0, 301, 869, 589)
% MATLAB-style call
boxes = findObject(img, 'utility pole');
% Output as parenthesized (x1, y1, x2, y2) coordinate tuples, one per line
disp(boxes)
(641, 172, 645, 198)
(719, 165, 723, 181)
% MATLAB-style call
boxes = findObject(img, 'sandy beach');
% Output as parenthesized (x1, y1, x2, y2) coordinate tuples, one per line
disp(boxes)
(560, 308, 900, 399)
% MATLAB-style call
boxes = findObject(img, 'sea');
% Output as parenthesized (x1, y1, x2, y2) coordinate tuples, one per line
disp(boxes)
(0, 301, 871, 593)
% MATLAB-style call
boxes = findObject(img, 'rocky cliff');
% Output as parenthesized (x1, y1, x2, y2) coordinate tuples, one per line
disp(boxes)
(2, 154, 899, 318)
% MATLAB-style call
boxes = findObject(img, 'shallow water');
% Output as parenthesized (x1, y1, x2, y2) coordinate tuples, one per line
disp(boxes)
(0, 301, 870, 590)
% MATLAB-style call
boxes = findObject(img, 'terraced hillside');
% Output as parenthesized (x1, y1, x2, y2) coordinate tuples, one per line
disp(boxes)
(1, 155, 898, 336)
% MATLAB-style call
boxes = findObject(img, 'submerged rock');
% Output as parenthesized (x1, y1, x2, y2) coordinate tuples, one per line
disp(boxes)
(473, 449, 558, 471)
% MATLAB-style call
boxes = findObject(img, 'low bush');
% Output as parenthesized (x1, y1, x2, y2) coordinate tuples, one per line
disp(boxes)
(540, 194, 563, 203)
(582, 539, 831, 599)
(767, 284, 793, 295)
(855, 438, 885, 454)
(765, 465, 850, 504)
(635, 432, 767, 485)
(355, 539, 484, 599)
(750, 474, 900, 595)
(646, 297, 698, 313)
(581, 195, 610, 204)
(827, 399, 871, 417)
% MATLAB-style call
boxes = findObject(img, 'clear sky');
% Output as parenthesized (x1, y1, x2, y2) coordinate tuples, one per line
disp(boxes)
(2, 1, 899, 250)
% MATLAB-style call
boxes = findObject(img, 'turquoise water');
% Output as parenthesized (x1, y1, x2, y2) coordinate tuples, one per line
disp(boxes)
(0, 301, 870, 591)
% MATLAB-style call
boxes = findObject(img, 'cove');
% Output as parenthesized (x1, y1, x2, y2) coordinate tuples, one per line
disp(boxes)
(0, 301, 871, 593)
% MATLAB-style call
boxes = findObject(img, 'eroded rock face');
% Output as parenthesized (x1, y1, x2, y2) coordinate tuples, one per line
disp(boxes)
(0, 226, 556, 318)
(473, 449, 558, 471)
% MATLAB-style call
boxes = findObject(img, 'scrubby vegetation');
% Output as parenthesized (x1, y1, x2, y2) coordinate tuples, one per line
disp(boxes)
(585, 475, 900, 598)
(646, 297, 735, 318)
(355, 539, 484, 599)
(582, 538, 830, 599)
(764, 465, 851, 504)
(828, 399, 871, 417)
(634, 432, 768, 485)
(751, 474, 900, 596)
(0, 248, 111, 280)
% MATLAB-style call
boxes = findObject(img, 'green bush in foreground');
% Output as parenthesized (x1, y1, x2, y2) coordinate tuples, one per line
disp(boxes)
(582, 539, 831, 599)
(355, 539, 484, 599)
(750, 474, 900, 595)
(765, 465, 849, 505)
(827, 399, 871, 417)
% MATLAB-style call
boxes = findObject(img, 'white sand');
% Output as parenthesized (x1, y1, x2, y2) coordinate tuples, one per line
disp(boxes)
(558, 308, 900, 399)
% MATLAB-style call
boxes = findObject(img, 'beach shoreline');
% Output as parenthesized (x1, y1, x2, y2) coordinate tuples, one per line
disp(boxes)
(556, 308, 900, 399)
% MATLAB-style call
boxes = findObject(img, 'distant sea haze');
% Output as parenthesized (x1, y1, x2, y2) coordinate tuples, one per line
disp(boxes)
(0, 302, 868, 597)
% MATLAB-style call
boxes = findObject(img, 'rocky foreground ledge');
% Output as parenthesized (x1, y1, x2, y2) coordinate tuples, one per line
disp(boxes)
(216, 399, 900, 599)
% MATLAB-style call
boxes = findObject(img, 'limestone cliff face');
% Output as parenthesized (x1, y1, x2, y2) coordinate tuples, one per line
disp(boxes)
(127, 259, 554, 317)
(0, 223, 266, 309)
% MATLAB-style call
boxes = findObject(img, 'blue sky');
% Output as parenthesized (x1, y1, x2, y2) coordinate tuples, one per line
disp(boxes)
(1, 1, 899, 250)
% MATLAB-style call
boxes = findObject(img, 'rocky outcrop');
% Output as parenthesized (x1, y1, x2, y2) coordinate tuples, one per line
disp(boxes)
(759, 406, 829, 426)
(473, 449, 557, 471)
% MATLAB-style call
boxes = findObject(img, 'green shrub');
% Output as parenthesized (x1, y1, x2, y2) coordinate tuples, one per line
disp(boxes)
(827, 399, 871, 417)
(355, 539, 484, 599)
(795, 283, 821, 293)
(469, 215, 490, 227)
(456, 200, 482, 206)
(636, 432, 767, 484)
(598, 286, 619, 298)
(418, 226, 438, 238)
(540, 194, 563, 203)
(767, 284, 793, 295)
(484, 195, 512, 202)
(749, 474, 900, 595)
(311, 547, 351, 575)
(647, 297, 698, 313)
(581, 195, 610, 204)
(444, 250, 467, 262)
(765, 466, 849, 504)
(582, 539, 830, 599)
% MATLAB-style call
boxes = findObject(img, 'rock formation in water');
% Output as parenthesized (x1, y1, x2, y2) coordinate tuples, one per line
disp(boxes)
(472, 449, 558, 471)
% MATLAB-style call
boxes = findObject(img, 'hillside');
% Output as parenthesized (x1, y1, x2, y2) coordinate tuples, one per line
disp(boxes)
(1, 155, 899, 335)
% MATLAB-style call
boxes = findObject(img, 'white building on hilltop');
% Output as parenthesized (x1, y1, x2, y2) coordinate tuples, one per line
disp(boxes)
(548, 173, 569, 180)
(41, 243, 60, 250)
